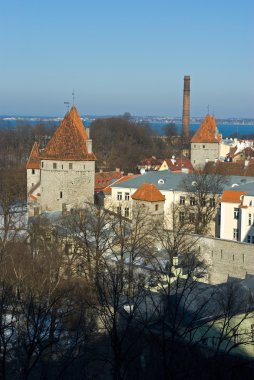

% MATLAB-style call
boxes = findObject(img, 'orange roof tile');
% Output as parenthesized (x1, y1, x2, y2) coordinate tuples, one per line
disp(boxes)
(221, 190, 246, 203)
(26, 142, 41, 169)
(103, 175, 138, 193)
(132, 183, 165, 202)
(191, 114, 221, 143)
(163, 157, 194, 172)
(41, 106, 96, 161)
(95, 171, 123, 191)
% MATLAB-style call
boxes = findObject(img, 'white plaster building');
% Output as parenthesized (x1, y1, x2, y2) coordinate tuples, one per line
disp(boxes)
(26, 106, 96, 216)
(104, 170, 254, 240)
(220, 182, 254, 243)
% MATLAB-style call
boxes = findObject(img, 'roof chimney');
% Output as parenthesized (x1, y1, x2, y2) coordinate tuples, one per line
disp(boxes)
(182, 75, 190, 141)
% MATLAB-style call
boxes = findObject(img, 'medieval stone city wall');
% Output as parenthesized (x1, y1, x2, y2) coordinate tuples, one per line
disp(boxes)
(197, 235, 254, 284)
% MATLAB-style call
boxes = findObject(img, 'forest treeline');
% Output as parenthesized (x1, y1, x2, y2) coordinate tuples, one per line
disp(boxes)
(0, 117, 181, 174)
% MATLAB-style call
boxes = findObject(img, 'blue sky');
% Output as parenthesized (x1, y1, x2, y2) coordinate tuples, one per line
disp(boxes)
(0, 0, 253, 117)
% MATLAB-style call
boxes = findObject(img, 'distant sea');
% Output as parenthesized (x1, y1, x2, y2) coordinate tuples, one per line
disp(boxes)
(0, 117, 254, 138)
(150, 122, 254, 138)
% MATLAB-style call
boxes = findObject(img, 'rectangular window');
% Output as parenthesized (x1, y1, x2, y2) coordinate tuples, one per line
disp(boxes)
(125, 192, 130, 201)
(247, 235, 251, 243)
(234, 208, 239, 219)
(69, 163, 73, 169)
(60, 191, 63, 199)
(155, 204, 158, 211)
(249, 214, 252, 226)
(124, 207, 129, 217)
(117, 206, 122, 214)
(32, 169, 35, 175)
(233, 228, 239, 240)
(179, 211, 185, 223)
(180, 196, 185, 205)
(189, 213, 195, 223)
(117, 192, 122, 201)
(252, 236, 254, 244)
(190, 197, 196, 206)
(41, 162, 44, 168)
(53, 163, 57, 169)
(210, 198, 215, 208)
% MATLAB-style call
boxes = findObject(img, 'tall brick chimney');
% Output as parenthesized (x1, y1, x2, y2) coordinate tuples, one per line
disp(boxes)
(182, 75, 190, 140)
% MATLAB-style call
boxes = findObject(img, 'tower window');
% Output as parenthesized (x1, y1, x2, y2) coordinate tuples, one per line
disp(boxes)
(155, 204, 158, 211)
(69, 163, 73, 169)
(32, 169, 35, 175)
(41, 162, 44, 168)
(60, 191, 63, 199)
(53, 163, 57, 169)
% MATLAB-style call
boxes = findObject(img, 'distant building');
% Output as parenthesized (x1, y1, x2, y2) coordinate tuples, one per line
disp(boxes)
(220, 182, 254, 243)
(191, 114, 222, 168)
(27, 106, 96, 216)
(158, 157, 193, 173)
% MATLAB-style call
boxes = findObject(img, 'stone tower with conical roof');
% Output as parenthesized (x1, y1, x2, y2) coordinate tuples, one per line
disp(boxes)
(26, 106, 96, 216)
(190, 114, 222, 168)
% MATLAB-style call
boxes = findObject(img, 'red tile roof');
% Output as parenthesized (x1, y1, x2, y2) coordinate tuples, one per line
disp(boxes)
(204, 160, 254, 177)
(26, 142, 40, 169)
(41, 106, 96, 161)
(221, 190, 246, 203)
(95, 171, 123, 192)
(132, 183, 165, 202)
(162, 157, 193, 172)
(191, 114, 221, 143)
(103, 175, 138, 193)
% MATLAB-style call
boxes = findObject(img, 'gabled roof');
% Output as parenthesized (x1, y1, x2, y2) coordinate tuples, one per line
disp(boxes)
(26, 142, 40, 169)
(160, 157, 193, 172)
(132, 183, 165, 202)
(95, 171, 123, 192)
(191, 114, 221, 143)
(103, 175, 138, 194)
(221, 190, 246, 203)
(41, 106, 96, 161)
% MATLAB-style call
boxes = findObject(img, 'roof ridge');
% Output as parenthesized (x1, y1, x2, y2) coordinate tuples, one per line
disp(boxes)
(26, 141, 41, 169)
(41, 106, 96, 161)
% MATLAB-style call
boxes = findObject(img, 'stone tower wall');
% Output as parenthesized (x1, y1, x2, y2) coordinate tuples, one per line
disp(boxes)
(191, 142, 219, 168)
(40, 159, 95, 212)
(27, 168, 40, 194)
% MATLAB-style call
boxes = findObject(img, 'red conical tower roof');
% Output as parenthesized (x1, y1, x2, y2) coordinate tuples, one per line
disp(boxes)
(41, 106, 96, 161)
(132, 183, 165, 202)
(191, 114, 221, 143)
(26, 142, 40, 169)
